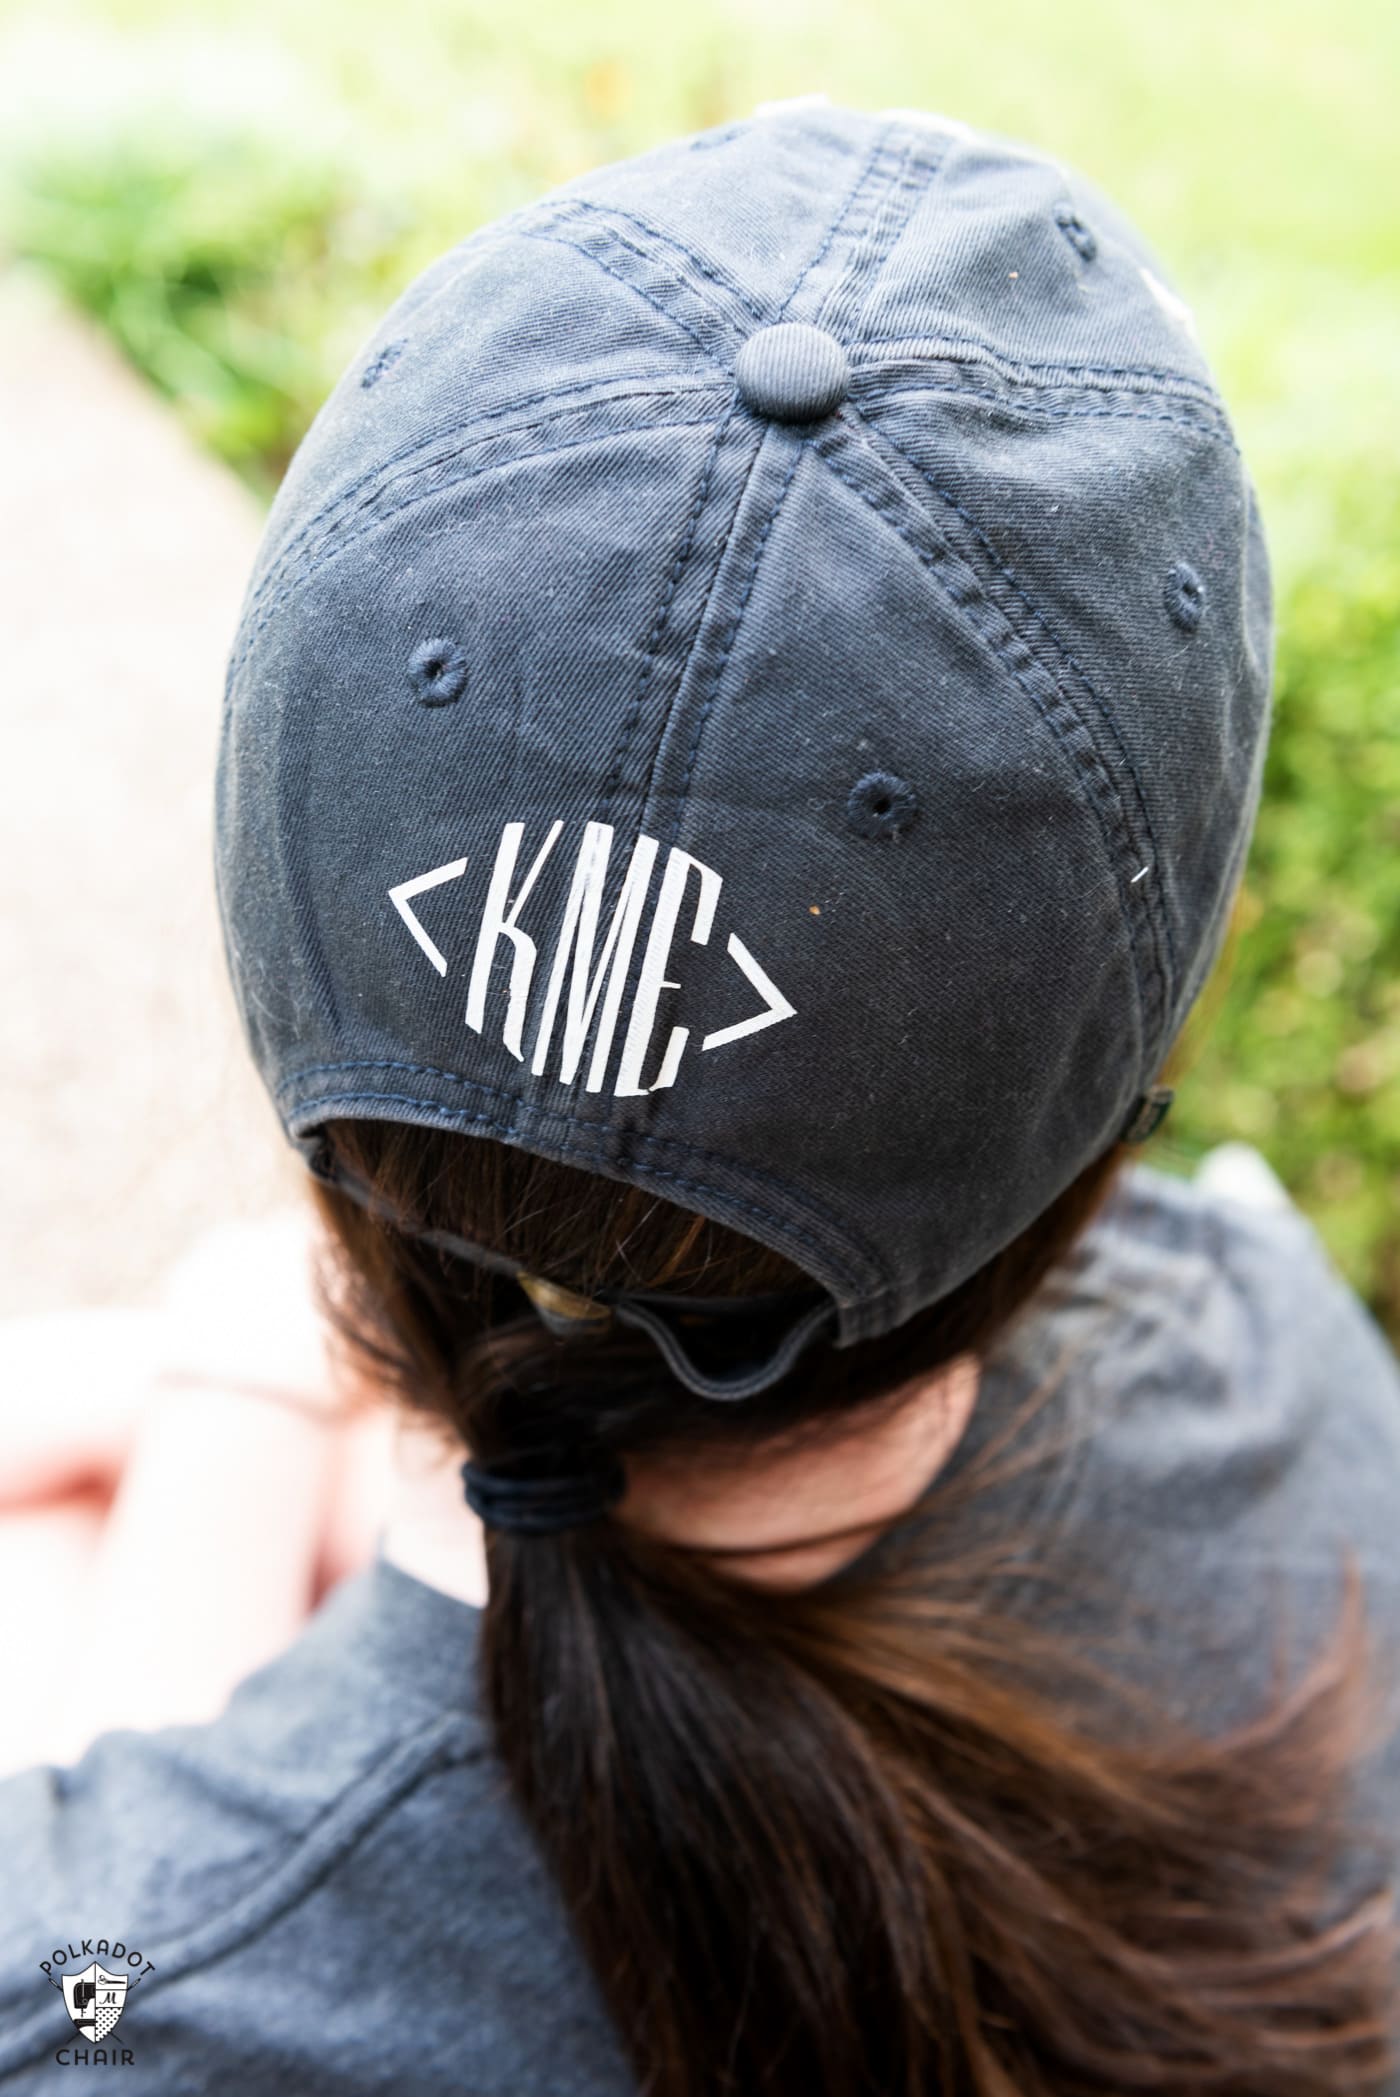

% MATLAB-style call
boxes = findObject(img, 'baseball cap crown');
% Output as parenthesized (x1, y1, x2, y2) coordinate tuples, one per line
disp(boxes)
(214, 99, 1273, 1354)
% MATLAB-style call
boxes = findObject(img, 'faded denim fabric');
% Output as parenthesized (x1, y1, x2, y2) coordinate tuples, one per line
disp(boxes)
(213, 102, 1274, 1350)
(1, 1161, 1398, 2093)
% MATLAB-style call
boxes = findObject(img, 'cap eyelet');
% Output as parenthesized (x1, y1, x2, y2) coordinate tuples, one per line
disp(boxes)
(1053, 202, 1097, 262)
(361, 338, 407, 390)
(1163, 561, 1205, 633)
(409, 638, 469, 706)
(847, 771, 919, 840)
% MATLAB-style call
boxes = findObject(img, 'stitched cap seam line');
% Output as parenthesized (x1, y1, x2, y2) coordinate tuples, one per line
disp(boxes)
(534, 195, 767, 327)
(237, 367, 723, 646)
(278, 1059, 889, 1288)
(858, 333, 1225, 405)
(287, 1086, 883, 1298)
(513, 222, 735, 369)
(228, 397, 724, 692)
(856, 380, 1236, 452)
(854, 406, 1182, 1016)
(813, 420, 1160, 1065)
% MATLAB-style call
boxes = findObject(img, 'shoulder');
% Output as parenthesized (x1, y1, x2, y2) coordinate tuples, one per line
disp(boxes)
(1022, 1152, 1400, 1728)
(1085, 1153, 1400, 1441)
(0, 1561, 492, 2088)
(0, 1560, 633, 2094)
(0, 1560, 484, 1944)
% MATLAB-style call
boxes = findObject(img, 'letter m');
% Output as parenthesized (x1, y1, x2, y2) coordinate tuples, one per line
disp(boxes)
(530, 822, 659, 1090)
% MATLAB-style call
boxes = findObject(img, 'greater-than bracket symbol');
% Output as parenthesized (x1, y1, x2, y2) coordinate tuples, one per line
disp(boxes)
(701, 933, 796, 1050)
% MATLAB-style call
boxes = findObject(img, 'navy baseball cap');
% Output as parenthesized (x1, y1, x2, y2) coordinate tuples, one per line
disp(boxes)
(213, 97, 1273, 1395)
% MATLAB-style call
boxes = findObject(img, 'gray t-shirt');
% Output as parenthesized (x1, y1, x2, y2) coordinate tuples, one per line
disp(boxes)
(2, 1160, 1399, 2093)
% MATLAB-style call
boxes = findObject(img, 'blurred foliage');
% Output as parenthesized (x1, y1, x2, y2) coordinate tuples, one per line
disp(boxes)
(0, 0, 1396, 1331)
(1, 126, 411, 494)
(1160, 468, 1400, 1326)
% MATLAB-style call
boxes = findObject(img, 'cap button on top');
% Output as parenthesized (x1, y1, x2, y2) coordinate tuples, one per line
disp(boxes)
(734, 322, 850, 423)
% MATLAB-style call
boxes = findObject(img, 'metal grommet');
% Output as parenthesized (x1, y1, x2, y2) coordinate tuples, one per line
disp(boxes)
(516, 1271, 614, 1338)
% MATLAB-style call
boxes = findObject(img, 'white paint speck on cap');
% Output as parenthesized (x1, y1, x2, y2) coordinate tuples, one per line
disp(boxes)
(877, 108, 978, 141)
(751, 92, 832, 119)
(1139, 264, 1200, 344)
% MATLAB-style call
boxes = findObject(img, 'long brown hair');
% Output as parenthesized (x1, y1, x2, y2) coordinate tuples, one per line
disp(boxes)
(309, 1113, 1398, 2095)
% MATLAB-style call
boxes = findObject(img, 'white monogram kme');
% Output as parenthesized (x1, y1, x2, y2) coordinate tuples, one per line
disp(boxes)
(388, 819, 795, 1096)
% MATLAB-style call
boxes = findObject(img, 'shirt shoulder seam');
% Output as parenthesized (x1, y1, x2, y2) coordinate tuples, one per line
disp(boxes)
(0, 1710, 482, 2080)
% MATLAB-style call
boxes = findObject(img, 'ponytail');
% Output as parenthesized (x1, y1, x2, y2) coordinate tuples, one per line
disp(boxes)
(312, 1119, 1399, 2095)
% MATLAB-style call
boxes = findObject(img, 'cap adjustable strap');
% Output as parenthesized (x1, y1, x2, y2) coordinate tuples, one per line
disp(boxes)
(306, 1143, 835, 1400)
(609, 1291, 837, 1402)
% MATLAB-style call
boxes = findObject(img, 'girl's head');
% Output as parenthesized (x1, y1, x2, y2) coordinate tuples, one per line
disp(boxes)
(216, 101, 1394, 2095)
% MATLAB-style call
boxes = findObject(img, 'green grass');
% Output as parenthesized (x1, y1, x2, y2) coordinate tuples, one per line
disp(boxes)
(2, 0, 1396, 1331)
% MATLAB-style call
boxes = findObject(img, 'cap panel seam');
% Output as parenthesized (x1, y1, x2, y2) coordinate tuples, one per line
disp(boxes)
(660, 433, 804, 852)
(227, 393, 725, 694)
(235, 367, 710, 654)
(621, 127, 938, 856)
(513, 219, 739, 369)
(596, 402, 744, 828)
(772, 123, 898, 322)
(284, 1085, 885, 1300)
(853, 371, 1235, 450)
(527, 195, 767, 328)
(619, 412, 772, 831)
(851, 405, 1181, 1019)
(808, 130, 949, 341)
(855, 335, 1227, 408)
(810, 413, 1162, 1073)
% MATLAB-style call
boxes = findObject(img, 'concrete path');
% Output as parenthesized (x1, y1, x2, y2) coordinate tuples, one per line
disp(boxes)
(0, 266, 302, 1317)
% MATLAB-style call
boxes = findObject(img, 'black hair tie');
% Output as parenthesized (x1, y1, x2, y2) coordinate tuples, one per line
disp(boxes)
(461, 1450, 628, 1538)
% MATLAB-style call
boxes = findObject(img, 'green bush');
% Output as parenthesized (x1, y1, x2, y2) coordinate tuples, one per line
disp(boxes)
(3, 125, 410, 494)
(1167, 468, 1400, 1329)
